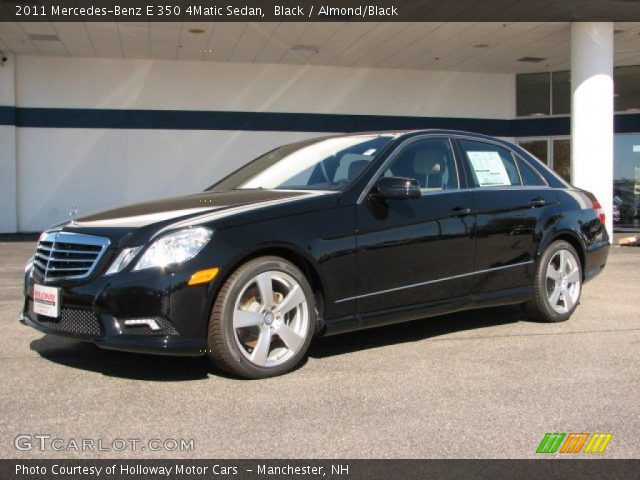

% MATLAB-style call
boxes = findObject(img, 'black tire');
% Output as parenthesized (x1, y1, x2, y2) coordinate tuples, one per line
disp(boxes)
(524, 240, 582, 323)
(207, 256, 316, 379)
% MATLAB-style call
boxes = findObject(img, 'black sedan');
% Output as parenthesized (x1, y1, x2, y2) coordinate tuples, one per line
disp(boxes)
(21, 130, 610, 379)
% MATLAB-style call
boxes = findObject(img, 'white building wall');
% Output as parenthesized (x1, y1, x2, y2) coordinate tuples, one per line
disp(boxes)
(11, 55, 515, 232)
(0, 53, 17, 233)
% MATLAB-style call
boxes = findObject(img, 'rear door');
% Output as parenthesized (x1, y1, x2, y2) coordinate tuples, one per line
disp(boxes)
(355, 136, 476, 314)
(455, 138, 557, 295)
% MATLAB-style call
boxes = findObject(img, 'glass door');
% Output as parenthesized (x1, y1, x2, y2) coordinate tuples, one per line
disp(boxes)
(518, 137, 571, 183)
(518, 139, 549, 165)
(552, 138, 571, 183)
(519, 134, 640, 232)
(614, 134, 640, 231)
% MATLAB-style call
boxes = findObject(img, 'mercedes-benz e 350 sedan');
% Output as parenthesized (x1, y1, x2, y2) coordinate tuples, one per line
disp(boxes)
(21, 130, 609, 378)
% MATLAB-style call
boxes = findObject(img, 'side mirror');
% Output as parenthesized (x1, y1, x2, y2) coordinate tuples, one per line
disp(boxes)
(373, 177, 421, 200)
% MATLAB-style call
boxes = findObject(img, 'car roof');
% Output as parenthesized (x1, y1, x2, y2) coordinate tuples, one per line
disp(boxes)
(331, 129, 504, 142)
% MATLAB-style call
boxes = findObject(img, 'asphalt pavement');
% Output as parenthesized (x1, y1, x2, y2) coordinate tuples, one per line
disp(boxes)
(1, 237, 638, 458)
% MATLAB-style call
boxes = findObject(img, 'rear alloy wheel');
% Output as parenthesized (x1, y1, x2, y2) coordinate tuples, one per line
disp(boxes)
(207, 256, 315, 379)
(524, 240, 582, 323)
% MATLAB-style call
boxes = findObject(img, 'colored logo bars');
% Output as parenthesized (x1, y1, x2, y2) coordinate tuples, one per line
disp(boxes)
(536, 433, 613, 454)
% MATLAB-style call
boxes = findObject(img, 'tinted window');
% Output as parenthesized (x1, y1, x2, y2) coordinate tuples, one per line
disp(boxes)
(459, 140, 522, 188)
(516, 157, 546, 186)
(383, 138, 458, 191)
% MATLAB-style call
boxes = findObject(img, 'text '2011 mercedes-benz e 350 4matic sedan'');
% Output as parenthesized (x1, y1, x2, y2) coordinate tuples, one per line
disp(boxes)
(21, 130, 609, 379)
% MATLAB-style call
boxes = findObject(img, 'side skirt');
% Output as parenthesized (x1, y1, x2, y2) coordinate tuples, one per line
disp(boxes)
(322, 286, 534, 337)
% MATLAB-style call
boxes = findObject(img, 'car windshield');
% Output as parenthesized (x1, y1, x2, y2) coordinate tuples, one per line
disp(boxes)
(208, 134, 397, 192)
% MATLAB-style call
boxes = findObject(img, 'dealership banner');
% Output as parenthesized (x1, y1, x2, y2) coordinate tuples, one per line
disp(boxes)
(2, 0, 640, 22)
(4, 459, 640, 480)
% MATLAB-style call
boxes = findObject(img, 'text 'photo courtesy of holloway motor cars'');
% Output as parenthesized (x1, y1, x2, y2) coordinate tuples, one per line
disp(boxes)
(21, 130, 609, 379)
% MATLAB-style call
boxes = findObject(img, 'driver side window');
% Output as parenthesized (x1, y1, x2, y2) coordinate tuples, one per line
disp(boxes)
(383, 138, 459, 191)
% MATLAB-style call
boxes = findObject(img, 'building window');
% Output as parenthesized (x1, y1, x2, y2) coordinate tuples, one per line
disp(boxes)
(516, 73, 551, 117)
(517, 65, 640, 116)
(615, 65, 640, 112)
(552, 71, 571, 115)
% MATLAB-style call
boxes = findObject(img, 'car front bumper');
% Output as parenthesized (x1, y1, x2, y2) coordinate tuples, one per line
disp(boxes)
(20, 265, 213, 356)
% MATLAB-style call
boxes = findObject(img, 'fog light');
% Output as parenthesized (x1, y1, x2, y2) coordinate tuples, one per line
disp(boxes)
(124, 319, 161, 331)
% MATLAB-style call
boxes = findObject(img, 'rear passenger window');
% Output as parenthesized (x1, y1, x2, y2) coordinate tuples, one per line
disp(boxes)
(459, 140, 522, 188)
(516, 156, 547, 186)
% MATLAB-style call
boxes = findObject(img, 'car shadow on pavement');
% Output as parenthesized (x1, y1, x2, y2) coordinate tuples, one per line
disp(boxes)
(29, 305, 527, 380)
(309, 305, 526, 358)
(29, 335, 212, 382)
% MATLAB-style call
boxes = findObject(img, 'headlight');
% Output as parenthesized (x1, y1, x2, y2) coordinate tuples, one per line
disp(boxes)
(133, 227, 213, 271)
(105, 246, 143, 275)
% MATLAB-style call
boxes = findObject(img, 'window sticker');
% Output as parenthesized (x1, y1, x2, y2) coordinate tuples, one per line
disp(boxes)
(466, 151, 512, 187)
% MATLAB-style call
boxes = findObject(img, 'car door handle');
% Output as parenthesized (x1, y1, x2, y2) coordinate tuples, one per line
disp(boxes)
(529, 198, 546, 208)
(449, 206, 472, 217)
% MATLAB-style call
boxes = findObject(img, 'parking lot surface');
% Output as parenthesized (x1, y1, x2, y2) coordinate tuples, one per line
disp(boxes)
(1, 237, 638, 458)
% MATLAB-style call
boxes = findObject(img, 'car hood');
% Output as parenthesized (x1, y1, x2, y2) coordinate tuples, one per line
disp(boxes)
(57, 189, 322, 244)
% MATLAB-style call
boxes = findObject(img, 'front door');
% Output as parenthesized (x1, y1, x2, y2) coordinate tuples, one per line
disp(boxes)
(355, 137, 476, 314)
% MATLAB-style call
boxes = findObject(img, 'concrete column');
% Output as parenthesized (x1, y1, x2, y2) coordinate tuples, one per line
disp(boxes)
(571, 22, 614, 235)
(0, 52, 17, 233)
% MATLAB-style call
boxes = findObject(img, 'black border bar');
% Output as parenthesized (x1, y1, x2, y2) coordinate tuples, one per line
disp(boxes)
(2, 0, 640, 22)
(3, 459, 640, 480)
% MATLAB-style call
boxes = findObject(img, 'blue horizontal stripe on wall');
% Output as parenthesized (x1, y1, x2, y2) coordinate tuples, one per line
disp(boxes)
(13, 107, 514, 136)
(3, 106, 640, 137)
(0, 106, 16, 126)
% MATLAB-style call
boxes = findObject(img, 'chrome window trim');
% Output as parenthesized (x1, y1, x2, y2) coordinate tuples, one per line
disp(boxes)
(335, 260, 534, 304)
(357, 135, 462, 204)
(466, 186, 554, 192)
(451, 133, 571, 189)
(34, 231, 110, 283)
(357, 133, 557, 204)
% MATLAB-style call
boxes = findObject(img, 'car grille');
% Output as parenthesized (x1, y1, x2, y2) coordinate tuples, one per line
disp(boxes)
(27, 300, 103, 337)
(33, 231, 110, 282)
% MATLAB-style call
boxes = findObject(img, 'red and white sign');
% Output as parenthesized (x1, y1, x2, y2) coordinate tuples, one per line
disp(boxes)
(33, 284, 60, 318)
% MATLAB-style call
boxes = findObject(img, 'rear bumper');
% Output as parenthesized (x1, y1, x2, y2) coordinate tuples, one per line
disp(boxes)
(583, 238, 610, 283)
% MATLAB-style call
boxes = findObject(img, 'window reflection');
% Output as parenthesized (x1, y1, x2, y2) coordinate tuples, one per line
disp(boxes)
(614, 134, 640, 230)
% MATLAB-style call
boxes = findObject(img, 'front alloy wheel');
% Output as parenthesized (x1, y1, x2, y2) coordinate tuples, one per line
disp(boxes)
(232, 270, 309, 368)
(207, 256, 315, 379)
